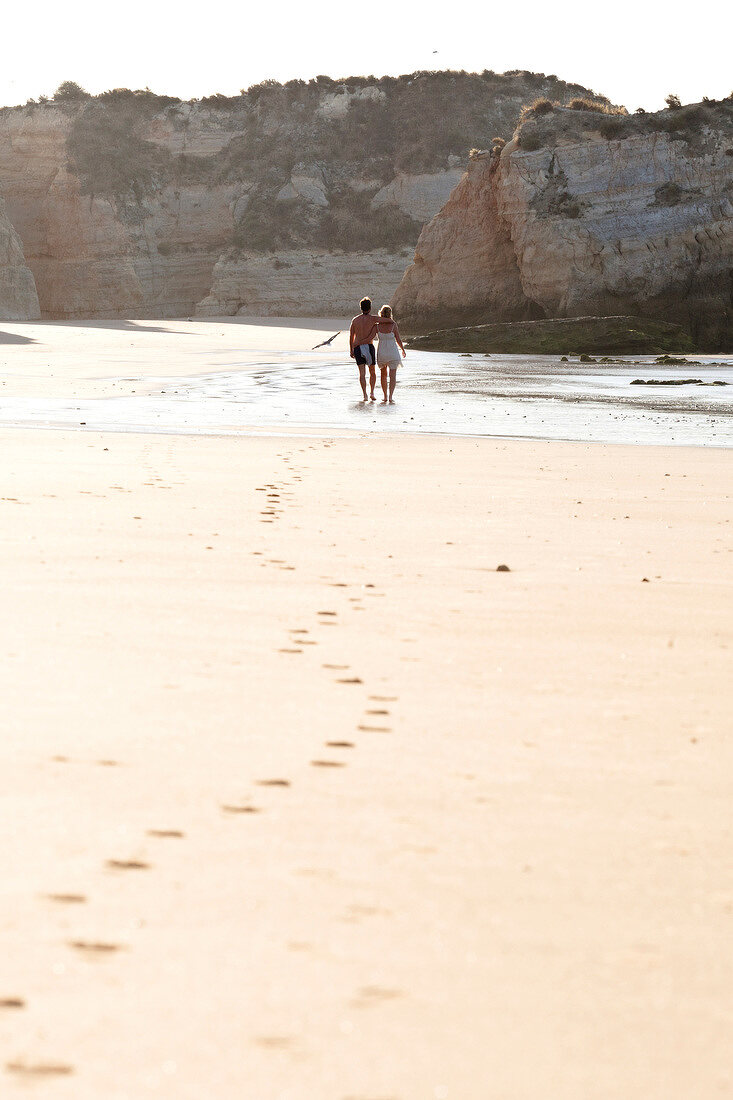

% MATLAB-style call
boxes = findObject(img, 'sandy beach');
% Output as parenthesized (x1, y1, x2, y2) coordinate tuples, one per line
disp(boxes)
(1, 321, 731, 1098)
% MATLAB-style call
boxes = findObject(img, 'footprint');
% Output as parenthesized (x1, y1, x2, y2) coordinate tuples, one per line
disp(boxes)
(254, 1036, 293, 1049)
(345, 903, 389, 919)
(369, 696, 398, 702)
(69, 941, 123, 955)
(0, 998, 25, 1009)
(353, 985, 403, 1006)
(310, 760, 346, 768)
(221, 804, 260, 814)
(279, 648, 303, 654)
(323, 664, 349, 670)
(6, 1062, 73, 1077)
(97, 759, 120, 767)
(326, 741, 354, 748)
(105, 859, 150, 871)
(46, 893, 87, 904)
(357, 725, 392, 733)
(256, 779, 291, 788)
(146, 829, 184, 839)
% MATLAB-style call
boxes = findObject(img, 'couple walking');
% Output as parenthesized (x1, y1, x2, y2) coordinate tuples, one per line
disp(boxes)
(349, 297, 406, 403)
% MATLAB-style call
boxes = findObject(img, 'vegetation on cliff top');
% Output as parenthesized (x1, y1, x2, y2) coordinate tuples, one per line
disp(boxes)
(515, 93, 733, 151)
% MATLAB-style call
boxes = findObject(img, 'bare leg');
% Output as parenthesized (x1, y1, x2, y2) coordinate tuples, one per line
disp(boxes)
(380, 366, 388, 402)
(389, 367, 397, 402)
(358, 364, 368, 400)
(369, 364, 376, 400)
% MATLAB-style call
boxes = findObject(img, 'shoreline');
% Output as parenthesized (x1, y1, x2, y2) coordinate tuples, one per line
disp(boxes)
(0, 316, 730, 447)
(0, 417, 732, 450)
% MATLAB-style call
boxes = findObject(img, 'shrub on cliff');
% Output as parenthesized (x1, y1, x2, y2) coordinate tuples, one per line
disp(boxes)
(518, 131, 542, 151)
(599, 117, 625, 138)
(199, 92, 244, 108)
(96, 87, 180, 112)
(566, 97, 624, 114)
(53, 81, 91, 104)
(519, 98, 556, 123)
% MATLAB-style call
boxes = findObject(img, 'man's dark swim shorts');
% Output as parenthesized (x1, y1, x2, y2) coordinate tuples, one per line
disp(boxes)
(354, 343, 376, 367)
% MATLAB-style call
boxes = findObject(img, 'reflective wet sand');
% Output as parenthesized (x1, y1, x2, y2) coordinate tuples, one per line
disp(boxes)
(0, 317, 730, 445)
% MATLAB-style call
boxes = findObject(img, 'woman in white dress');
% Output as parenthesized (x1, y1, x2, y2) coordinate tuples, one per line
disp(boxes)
(373, 305, 406, 403)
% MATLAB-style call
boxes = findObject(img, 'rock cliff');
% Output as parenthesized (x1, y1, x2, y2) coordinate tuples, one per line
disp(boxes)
(0, 71, 606, 319)
(0, 190, 39, 320)
(198, 249, 410, 318)
(394, 98, 733, 348)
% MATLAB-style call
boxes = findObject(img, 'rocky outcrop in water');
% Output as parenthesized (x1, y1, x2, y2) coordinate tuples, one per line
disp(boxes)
(0, 190, 39, 320)
(393, 99, 733, 349)
(406, 316, 693, 355)
(0, 71, 606, 319)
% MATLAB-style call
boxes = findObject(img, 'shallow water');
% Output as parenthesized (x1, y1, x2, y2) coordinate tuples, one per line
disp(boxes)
(2, 346, 732, 446)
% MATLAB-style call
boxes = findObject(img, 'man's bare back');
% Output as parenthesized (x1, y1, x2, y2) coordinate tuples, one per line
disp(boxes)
(349, 312, 378, 350)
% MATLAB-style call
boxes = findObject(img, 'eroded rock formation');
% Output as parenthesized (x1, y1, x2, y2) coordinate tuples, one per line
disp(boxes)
(394, 100, 733, 348)
(0, 107, 237, 318)
(0, 190, 39, 320)
(0, 71, 605, 319)
(198, 249, 410, 318)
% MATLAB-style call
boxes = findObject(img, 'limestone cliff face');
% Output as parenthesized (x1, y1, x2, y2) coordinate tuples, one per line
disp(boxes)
(394, 102, 733, 348)
(0, 71, 606, 319)
(198, 249, 411, 317)
(0, 108, 237, 318)
(0, 190, 39, 320)
(391, 152, 538, 330)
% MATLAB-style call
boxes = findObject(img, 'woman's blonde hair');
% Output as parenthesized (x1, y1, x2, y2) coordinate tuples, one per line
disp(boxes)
(379, 304, 392, 319)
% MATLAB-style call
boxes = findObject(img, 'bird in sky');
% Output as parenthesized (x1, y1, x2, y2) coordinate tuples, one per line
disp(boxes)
(312, 331, 340, 349)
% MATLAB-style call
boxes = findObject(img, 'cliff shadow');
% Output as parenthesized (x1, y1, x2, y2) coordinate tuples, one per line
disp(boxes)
(192, 316, 346, 332)
(63, 319, 203, 336)
(0, 330, 36, 344)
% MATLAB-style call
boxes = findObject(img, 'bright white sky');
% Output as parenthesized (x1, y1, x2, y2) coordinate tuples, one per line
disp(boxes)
(4, 0, 730, 113)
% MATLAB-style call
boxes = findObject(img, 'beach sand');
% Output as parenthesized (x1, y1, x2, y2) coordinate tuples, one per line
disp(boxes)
(0, 316, 342, 400)
(1, 322, 731, 1098)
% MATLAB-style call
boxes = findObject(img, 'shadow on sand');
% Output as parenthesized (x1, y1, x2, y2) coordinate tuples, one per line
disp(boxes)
(0, 330, 36, 345)
(47, 319, 200, 336)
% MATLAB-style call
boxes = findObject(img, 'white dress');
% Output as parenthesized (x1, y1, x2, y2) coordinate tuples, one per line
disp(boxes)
(376, 327, 401, 367)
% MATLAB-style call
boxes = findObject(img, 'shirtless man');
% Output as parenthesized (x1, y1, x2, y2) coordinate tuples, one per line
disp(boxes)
(349, 297, 378, 401)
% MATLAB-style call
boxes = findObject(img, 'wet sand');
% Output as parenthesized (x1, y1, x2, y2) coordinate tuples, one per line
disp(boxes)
(1, 320, 732, 1098)
(1, 317, 731, 444)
